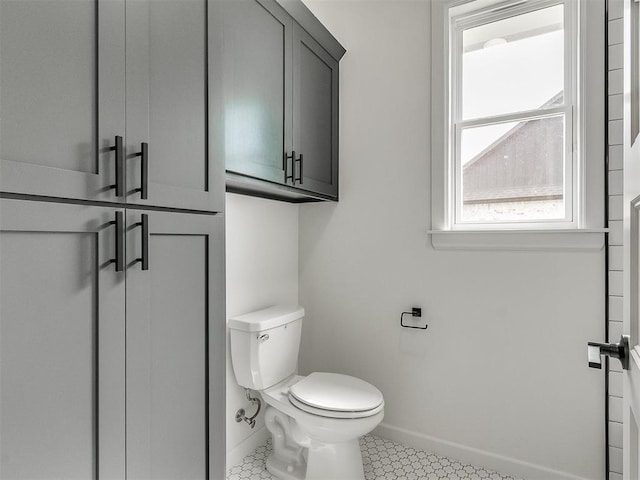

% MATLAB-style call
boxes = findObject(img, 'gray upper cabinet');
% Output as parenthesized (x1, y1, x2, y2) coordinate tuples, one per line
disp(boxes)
(222, 0, 345, 202)
(0, 0, 125, 203)
(292, 24, 339, 199)
(0, 199, 126, 480)
(0, 0, 223, 212)
(125, 0, 224, 212)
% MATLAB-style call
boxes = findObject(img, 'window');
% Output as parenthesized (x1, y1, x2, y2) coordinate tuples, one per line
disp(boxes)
(430, 0, 605, 249)
(456, 3, 570, 224)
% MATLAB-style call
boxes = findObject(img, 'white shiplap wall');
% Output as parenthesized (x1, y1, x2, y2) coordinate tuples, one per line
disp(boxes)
(607, 0, 624, 477)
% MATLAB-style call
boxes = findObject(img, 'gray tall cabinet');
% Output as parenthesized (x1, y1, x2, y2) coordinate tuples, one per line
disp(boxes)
(0, 0, 225, 479)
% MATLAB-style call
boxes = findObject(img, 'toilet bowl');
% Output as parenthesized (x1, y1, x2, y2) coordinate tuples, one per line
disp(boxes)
(262, 373, 384, 479)
(229, 306, 385, 480)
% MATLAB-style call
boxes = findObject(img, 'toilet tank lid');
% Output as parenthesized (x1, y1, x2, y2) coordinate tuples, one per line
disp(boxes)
(228, 305, 305, 332)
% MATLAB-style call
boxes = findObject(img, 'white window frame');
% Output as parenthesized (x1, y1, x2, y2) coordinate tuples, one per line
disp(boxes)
(430, 0, 606, 250)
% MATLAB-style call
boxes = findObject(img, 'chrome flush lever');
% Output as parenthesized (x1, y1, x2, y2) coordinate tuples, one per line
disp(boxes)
(587, 335, 630, 370)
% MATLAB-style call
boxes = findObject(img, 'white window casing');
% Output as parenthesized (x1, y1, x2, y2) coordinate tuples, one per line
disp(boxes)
(430, 0, 606, 250)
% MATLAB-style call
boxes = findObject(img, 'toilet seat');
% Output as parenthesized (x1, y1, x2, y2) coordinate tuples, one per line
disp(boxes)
(288, 372, 384, 419)
(288, 393, 384, 418)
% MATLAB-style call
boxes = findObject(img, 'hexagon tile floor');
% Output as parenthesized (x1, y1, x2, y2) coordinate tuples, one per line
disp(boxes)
(226, 434, 520, 480)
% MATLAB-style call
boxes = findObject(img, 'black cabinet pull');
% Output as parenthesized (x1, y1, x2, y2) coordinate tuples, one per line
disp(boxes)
(284, 151, 295, 183)
(134, 142, 148, 199)
(109, 211, 124, 272)
(295, 153, 303, 184)
(135, 214, 149, 271)
(109, 136, 125, 197)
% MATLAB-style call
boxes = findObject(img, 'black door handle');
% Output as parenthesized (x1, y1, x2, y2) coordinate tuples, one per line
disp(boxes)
(588, 335, 630, 370)
(109, 211, 124, 272)
(295, 153, 303, 185)
(135, 214, 149, 271)
(284, 151, 295, 184)
(109, 136, 124, 197)
(134, 142, 148, 199)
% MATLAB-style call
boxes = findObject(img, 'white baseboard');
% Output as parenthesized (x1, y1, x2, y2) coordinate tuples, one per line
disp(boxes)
(226, 426, 270, 472)
(373, 423, 589, 480)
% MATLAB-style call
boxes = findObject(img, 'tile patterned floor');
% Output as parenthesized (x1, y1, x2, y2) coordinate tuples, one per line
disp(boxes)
(226, 434, 519, 480)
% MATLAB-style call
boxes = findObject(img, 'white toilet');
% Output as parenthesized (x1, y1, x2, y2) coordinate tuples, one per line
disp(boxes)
(229, 305, 384, 480)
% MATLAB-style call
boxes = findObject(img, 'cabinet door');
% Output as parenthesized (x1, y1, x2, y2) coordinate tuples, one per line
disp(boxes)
(0, 1, 125, 202)
(125, 0, 224, 213)
(125, 210, 225, 480)
(219, 0, 293, 185)
(0, 200, 126, 479)
(292, 24, 339, 199)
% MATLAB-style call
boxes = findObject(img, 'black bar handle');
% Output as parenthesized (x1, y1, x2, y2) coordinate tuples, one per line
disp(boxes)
(135, 214, 149, 271)
(109, 136, 124, 197)
(109, 211, 125, 272)
(134, 142, 148, 199)
(295, 153, 303, 184)
(284, 151, 295, 184)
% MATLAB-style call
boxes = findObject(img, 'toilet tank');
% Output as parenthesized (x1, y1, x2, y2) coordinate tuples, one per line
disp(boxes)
(229, 306, 304, 390)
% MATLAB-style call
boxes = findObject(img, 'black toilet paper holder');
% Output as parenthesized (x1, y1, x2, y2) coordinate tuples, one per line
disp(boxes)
(400, 308, 428, 330)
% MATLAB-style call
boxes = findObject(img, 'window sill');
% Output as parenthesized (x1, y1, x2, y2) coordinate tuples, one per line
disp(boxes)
(428, 229, 607, 251)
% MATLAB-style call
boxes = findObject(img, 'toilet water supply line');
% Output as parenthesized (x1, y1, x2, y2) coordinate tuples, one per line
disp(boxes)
(235, 389, 262, 428)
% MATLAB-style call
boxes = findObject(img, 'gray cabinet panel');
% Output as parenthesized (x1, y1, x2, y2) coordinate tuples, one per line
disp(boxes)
(0, 0, 125, 202)
(126, 0, 223, 212)
(149, 0, 207, 192)
(0, 200, 126, 480)
(126, 210, 225, 480)
(220, 0, 292, 185)
(293, 24, 339, 198)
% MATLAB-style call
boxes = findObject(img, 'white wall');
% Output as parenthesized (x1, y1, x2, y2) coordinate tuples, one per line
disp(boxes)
(225, 193, 299, 468)
(297, 1, 605, 479)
